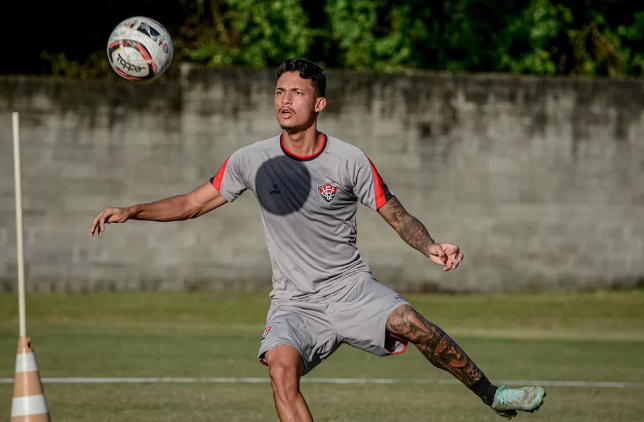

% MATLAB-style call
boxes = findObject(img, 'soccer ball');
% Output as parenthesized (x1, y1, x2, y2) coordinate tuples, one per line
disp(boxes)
(107, 17, 174, 81)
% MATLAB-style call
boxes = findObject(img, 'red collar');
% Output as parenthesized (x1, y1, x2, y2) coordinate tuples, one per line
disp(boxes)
(280, 133, 328, 161)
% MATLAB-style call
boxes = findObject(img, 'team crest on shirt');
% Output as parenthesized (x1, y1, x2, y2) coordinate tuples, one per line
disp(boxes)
(317, 180, 338, 204)
(261, 325, 273, 342)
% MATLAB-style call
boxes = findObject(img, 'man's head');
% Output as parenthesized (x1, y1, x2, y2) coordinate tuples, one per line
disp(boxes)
(275, 59, 327, 131)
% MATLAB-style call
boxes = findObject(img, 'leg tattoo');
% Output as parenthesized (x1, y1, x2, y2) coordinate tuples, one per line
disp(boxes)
(386, 305, 498, 406)
(386, 304, 483, 386)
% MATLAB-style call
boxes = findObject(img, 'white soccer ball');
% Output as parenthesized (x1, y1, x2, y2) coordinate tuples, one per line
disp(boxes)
(107, 17, 174, 81)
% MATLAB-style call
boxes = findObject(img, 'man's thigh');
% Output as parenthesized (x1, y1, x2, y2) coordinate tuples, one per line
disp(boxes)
(258, 302, 340, 375)
(329, 277, 410, 356)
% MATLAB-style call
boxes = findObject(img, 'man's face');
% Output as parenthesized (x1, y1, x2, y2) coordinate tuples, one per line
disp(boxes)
(275, 71, 325, 131)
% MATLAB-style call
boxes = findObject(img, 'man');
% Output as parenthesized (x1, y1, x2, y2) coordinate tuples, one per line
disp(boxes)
(90, 59, 546, 421)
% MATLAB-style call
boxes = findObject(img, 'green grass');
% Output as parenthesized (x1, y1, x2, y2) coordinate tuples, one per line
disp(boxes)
(1, 290, 644, 421)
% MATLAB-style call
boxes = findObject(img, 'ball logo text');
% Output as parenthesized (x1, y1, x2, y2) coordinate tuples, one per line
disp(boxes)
(116, 54, 143, 73)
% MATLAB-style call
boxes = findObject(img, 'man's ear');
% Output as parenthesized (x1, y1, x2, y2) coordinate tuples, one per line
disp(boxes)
(315, 97, 327, 113)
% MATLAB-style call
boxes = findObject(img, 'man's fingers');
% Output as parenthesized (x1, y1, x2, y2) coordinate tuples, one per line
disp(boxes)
(452, 252, 462, 268)
(453, 253, 464, 269)
(442, 251, 464, 271)
(99, 212, 112, 238)
(433, 244, 447, 260)
(90, 215, 101, 236)
(443, 254, 452, 271)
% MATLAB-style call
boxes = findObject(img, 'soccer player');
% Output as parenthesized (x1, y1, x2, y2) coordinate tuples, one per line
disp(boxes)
(90, 59, 546, 421)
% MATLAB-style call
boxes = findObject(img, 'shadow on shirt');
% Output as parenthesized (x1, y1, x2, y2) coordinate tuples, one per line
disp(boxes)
(255, 156, 312, 216)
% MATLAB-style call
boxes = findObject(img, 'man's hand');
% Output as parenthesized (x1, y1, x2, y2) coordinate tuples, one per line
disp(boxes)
(428, 243, 464, 272)
(90, 207, 133, 238)
(378, 197, 464, 271)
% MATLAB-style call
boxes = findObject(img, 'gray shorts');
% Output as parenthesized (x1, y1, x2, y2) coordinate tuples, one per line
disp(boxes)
(258, 276, 410, 375)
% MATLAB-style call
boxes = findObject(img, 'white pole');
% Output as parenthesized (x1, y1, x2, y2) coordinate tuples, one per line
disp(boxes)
(12, 112, 26, 338)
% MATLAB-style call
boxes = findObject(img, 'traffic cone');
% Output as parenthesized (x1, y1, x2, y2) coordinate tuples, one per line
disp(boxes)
(11, 337, 50, 422)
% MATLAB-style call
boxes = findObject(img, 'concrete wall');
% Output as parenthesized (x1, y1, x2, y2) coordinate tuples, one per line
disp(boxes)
(1, 65, 643, 293)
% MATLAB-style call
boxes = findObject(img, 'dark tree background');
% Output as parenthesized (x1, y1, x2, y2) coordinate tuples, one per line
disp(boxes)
(2, 0, 643, 78)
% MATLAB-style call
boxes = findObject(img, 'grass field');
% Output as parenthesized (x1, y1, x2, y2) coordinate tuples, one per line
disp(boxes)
(1, 289, 644, 421)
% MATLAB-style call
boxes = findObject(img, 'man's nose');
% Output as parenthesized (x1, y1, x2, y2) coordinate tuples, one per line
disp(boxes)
(282, 92, 293, 104)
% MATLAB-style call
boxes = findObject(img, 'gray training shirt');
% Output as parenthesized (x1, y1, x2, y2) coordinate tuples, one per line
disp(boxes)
(210, 134, 394, 301)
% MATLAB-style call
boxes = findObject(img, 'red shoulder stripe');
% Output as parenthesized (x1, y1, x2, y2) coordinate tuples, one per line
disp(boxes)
(366, 156, 387, 210)
(211, 157, 231, 192)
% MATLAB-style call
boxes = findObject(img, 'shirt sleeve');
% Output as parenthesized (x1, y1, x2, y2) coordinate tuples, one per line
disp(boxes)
(209, 150, 248, 202)
(348, 153, 395, 211)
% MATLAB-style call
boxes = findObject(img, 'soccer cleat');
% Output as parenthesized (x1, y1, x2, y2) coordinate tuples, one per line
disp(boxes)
(491, 385, 546, 419)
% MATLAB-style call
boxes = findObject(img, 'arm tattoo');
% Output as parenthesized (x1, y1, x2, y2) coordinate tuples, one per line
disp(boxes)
(400, 216, 434, 257)
(386, 305, 484, 386)
(380, 198, 435, 257)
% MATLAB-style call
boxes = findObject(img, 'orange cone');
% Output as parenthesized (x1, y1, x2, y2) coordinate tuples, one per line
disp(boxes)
(11, 337, 50, 422)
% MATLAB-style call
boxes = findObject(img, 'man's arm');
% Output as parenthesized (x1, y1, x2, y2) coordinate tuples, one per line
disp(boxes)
(377, 197, 463, 271)
(90, 182, 226, 238)
(377, 197, 436, 257)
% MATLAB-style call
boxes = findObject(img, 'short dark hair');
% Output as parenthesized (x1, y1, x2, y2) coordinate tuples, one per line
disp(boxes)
(276, 59, 326, 97)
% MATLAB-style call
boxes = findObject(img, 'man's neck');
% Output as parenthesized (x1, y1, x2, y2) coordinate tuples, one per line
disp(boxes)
(282, 126, 324, 157)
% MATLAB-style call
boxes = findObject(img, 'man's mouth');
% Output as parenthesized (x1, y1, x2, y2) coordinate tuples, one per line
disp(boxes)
(280, 108, 293, 117)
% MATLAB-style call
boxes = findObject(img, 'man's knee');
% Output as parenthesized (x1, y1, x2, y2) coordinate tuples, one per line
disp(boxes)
(386, 304, 436, 344)
(269, 363, 298, 390)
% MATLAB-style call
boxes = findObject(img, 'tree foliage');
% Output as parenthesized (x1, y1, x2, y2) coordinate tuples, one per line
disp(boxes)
(41, 0, 644, 78)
